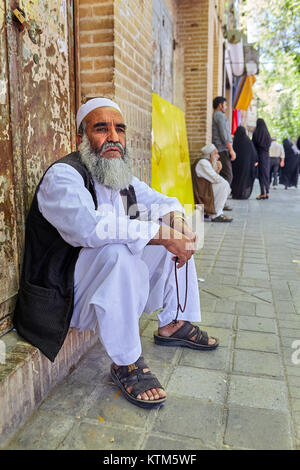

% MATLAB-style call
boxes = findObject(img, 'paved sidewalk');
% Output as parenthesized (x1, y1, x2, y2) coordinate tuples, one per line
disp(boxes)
(3, 182, 300, 450)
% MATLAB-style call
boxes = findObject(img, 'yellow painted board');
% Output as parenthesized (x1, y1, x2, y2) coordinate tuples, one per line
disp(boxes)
(152, 93, 194, 213)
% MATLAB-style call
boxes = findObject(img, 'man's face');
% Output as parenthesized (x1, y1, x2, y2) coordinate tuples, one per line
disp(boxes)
(219, 101, 227, 113)
(84, 107, 126, 159)
(210, 149, 219, 163)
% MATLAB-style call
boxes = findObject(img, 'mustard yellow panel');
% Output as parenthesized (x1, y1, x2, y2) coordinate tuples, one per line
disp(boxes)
(236, 75, 256, 111)
(152, 93, 194, 213)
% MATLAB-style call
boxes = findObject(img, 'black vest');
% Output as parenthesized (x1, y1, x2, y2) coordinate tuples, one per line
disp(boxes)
(13, 152, 138, 362)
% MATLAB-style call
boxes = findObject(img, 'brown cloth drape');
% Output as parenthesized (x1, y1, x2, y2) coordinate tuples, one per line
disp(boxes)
(191, 161, 216, 215)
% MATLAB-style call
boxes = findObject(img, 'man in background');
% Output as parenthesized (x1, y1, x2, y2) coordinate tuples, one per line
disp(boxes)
(212, 96, 235, 211)
(212, 96, 236, 185)
(269, 137, 285, 189)
(193, 143, 232, 223)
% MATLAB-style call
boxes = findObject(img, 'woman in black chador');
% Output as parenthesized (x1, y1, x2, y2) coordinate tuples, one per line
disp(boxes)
(232, 126, 258, 199)
(252, 118, 272, 199)
(279, 138, 300, 189)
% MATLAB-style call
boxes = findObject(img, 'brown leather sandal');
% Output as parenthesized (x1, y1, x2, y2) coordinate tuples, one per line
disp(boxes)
(110, 356, 166, 409)
(154, 321, 219, 350)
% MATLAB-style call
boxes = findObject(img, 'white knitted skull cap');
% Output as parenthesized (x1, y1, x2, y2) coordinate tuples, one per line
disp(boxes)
(76, 98, 122, 131)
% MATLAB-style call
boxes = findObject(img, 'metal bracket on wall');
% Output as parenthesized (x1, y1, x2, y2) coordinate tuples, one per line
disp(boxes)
(12, 6, 42, 45)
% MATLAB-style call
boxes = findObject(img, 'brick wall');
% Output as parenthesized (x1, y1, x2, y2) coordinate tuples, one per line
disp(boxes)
(177, 0, 224, 164)
(77, 0, 153, 185)
(213, 16, 224, 98)
(114, 0, 153, 184)
(78, 0, 114, 99)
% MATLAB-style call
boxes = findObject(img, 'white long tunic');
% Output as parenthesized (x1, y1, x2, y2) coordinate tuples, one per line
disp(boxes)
(195, 159, 231, 217)
(37, 163, 201, 364)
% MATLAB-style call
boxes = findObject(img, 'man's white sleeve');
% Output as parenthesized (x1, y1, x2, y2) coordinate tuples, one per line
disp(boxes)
(131, 177, 185, 221)
(195, 159, 223, 184)
(37, 164, 160, 255)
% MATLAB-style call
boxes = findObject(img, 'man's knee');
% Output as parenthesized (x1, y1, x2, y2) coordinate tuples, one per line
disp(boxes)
(100, 243, 133, 264)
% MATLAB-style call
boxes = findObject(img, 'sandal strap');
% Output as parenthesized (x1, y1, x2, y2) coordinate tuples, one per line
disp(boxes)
(114, 357, 163, 398)
(193, 326, 209, 345)
(169, 321, 195, 339)
(170, 322, 209, 345)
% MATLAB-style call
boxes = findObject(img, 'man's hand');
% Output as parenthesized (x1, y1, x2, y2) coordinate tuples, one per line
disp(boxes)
(216, 160, 222, 173)
(149, 225, 196, 269)
(226, 142, 236, 161)
(172, 217, 197, 246)
(280, 159, 285, 167)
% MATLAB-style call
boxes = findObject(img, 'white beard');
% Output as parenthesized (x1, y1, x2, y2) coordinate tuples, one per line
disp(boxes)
(78, 134, 133, 190)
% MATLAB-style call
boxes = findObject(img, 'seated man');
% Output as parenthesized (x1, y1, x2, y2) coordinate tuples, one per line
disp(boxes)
(193, 144, 232, 222)
(13, 98, 218, 410)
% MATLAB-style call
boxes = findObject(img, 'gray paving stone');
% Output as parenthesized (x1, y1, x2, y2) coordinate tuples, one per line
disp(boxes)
(279, 327, 300, 338)
(277, 311, 300, 321)
(235, 301, 256, 316)
(215, 299, 236, 313)
(272, 289, 293, 301)
(242, 257, 267, 264)
(252, 279, 271, 289)
(286, 366, 300, 377)
(140, 336, 179, 365)
(289, 387, 300, 399)
(274, 301, 296, 314)
(287, 376, 300, 388)
(255, 303, 276, 318)
(200, 311, 234, 329)
(233, 350, 283, 378)
(242, 270, 270, 280)
(212, 268, 239, 277)
(237, 316, 277, 333)
(200, 298, 217, 311)
(234, 294, 271, 304)
(58, 421, 142, 450)
(6, 411, 75, 450)
(214, 261, 240, 269)
(167, 366, 227, 403)
(65, 362, 101, 385)
(242, 263, 268, 272)
(179, 346, 228, 371)
(153, 395, 223, 446)
(278, 319, 300, 330)
(222, 275, 239, 285)
(237, 286, 270, 295)
(202, 286, 243, 299)
(224, 406, 293, 450)
(143, 434, 212, 450)
(238, 278, 257, 287)
(250, 291, 273, 303)
(39, 380, 97, 416)
(235, 330, 279, 353)
(228, 375, 288, 411)
(83, 378, 153, 429)
(291, 398, 300, 412)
